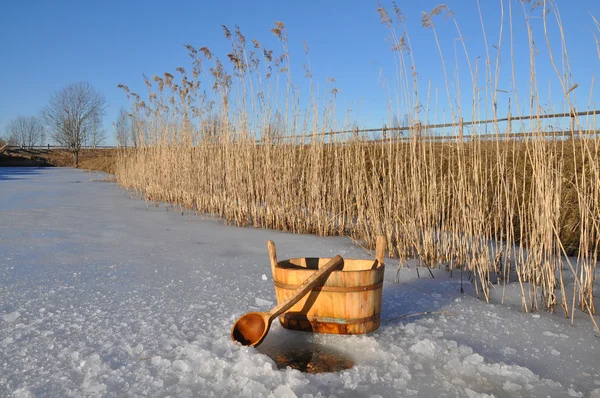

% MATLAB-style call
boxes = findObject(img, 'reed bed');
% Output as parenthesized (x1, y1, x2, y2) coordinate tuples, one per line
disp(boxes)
(115, 2, 599, 328)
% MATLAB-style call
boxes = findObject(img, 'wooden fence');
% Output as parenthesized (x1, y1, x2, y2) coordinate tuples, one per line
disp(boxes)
(268, 108, 600, 143)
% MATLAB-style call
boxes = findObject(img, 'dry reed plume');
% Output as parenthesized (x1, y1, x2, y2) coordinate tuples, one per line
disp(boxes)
(115, 1, 599, 330)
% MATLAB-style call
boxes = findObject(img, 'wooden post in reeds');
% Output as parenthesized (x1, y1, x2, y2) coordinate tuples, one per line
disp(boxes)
(458, 117, 464, 142)
(570, 107, 576, 137)
(415, 121, 422, 140)
(507, 112, 512, 136)
(382, 124, 387, 142)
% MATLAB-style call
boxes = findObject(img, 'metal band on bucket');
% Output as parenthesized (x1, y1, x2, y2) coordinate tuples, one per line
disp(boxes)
(281, 312, 381, 325)
(273, 281, 383, 293)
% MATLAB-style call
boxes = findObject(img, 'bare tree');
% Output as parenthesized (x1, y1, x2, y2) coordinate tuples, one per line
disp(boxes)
(390, 114, 406, 139)
(113, 107, 130, 148)
(200, 114, 222, 142)
(265, 111, 286, 142)
(41, 82, 106, 166)
(130, 113, 141, 147)
(5, 116, 45, 148)
(87, 113, 106, 148)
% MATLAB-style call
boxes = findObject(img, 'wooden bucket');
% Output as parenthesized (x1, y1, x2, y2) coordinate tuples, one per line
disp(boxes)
(267, 237, 386, 335)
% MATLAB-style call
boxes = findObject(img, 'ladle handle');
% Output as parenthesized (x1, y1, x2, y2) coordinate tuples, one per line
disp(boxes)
(267, 255, 344, 322)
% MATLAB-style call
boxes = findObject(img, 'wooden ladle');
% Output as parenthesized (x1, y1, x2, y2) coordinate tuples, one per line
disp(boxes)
(231, 255, 344, 347)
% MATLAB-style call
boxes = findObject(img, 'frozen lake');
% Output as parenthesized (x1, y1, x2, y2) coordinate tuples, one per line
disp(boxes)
(1, 167, 599, 397)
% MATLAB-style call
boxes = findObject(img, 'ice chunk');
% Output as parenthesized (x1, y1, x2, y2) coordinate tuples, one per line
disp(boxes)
(2, 311, 20, 322)
(501, 347, 517, 356)
(503, 381, 522, 393)
(261, 274, 268, 281)
(83, 381, 106, 395)
(458, 345, 473, 356)
(446, 358, 461, 370)
(151, 356, 162, 365)
(153, 379, 164, 388)
(543, 331, 559, 337)
(173, 359, 191, 372)
(409, 339, 437, 358)
(132, 344, 144, 355)
(12, 387, 33, 398)
(464, 388, 494, 398)
(464, 354, 484, 364)
(270, 384, 297, 397)
(451, 377, 466, 387)
(567, 387, 582, 397)
(255, 297, 274, 307)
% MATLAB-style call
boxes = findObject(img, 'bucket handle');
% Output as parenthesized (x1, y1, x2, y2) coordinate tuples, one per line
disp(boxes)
(267, 240, 278, 279)
(373, 235, 386, 269)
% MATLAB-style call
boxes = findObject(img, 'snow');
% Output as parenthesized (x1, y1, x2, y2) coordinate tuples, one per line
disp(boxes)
(1, 167, 599, 397)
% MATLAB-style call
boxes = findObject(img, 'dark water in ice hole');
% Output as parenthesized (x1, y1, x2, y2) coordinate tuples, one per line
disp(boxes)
(257, 340, 354, 374)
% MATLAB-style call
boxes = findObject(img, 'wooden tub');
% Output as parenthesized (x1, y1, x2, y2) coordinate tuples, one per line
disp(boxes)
(267, 237, 385, 335)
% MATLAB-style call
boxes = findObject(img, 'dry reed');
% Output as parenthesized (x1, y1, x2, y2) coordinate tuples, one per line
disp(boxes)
(115, 2, 599, 330)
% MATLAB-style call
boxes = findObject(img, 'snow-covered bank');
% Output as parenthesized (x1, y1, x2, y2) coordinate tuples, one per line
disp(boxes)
(1, 167, 599, 397)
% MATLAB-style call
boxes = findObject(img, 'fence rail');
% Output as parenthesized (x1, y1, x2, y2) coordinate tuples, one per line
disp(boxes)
(4, 145, 118, 150)
(271, 108, 600, 142)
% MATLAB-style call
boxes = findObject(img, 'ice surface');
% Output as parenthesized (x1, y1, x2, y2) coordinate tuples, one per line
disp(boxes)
(1, 168, 599, 397)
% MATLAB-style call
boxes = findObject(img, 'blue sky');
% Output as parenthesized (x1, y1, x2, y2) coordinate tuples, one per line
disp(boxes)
(1, 0, 599, 144)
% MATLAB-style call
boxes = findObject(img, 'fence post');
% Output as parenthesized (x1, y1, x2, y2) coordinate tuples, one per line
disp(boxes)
(570, 107, 576, 137)
(459, 117, 464, 142)
(507, 112, 511, 136)
(382, 124, 387, 141)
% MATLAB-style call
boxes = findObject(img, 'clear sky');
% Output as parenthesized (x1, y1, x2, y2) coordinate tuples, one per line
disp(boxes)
(1, 0, 599, 144)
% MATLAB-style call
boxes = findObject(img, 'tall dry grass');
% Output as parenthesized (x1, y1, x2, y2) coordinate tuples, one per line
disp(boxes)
(115, 2, 599, 329)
